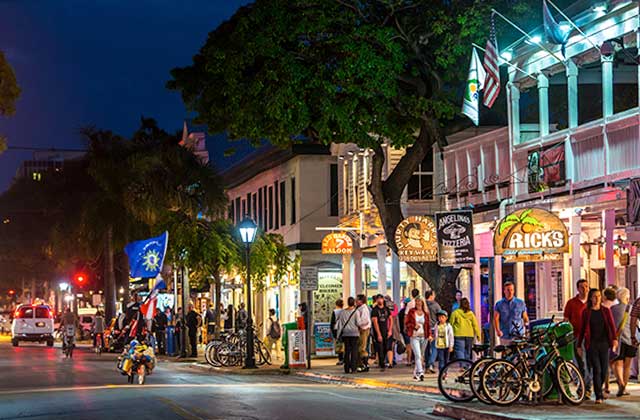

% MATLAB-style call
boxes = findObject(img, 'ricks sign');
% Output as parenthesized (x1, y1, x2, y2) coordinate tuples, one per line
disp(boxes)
(395, 216, 438, 262)
(494, 208, 568, 262)
(321, 232, 353, 254)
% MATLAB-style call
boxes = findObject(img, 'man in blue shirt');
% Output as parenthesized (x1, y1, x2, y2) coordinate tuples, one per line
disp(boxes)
(493, 281, 529, 345)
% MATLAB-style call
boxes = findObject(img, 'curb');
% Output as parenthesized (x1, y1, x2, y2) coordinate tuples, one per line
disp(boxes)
(187, 362, 291, 376)
(432, 403, 526, 420)
(294, 371, 441, 394)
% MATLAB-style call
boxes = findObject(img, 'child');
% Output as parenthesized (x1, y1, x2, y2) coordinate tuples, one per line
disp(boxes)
(434, 310, 454, 371)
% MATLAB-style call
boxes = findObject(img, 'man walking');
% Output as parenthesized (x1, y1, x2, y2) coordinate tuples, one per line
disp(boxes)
(494, 281, 529, 345)
(425, 290, 441, 373)
(265, 309, 282, 359)
(564, 279, 592, 397)
(371, 294, 393, 370)
(204, 304, 217, 340)
(153, 308, 168, 355)
(186, 304, 200, 357)
(355, 294, 371, 372)
(236, 303, 248, 332)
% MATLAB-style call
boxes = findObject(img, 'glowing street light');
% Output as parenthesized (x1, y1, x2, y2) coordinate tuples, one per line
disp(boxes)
(238, 217, 258, 369)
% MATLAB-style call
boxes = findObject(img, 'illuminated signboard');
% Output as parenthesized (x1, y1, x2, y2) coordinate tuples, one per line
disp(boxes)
(394, 216, 438, 262)
(321, 232, 353, 254)
(494, 208, 568, 262)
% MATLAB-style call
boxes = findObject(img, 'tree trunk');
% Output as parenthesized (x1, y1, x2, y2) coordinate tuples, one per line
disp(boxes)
(213, 270, 222, 339)
(368, 116, 459, 311)
(105, 225, 117, 320)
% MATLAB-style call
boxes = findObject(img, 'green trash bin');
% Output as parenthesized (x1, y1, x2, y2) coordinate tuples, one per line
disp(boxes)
(530, 319, 575, 399)
(281, 322, 298, 369)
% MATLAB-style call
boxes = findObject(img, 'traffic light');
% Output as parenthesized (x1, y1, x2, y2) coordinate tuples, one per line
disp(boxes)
(8, 289, 15, 296)
(74, 273, 87, 286)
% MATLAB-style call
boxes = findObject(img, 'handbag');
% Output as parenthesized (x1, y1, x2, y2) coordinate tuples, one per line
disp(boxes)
(396, 339, 406, 354)
(609, 305, 629, 360)
(336, 308, 357, 341)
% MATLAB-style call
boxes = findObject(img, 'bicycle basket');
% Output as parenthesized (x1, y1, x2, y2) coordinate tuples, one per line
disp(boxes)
(555, 331, 574, 348)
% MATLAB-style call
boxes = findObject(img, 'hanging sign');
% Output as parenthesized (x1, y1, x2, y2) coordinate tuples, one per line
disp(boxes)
(494, 208, 568, 262)
(300, 266, 319, 291)
(321, 232, 353, 254)
(436, 210, 475, 266)
(394, 216, 438, 262)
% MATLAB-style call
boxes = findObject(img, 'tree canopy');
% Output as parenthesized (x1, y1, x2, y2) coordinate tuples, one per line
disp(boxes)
(0, 50, 21, 152)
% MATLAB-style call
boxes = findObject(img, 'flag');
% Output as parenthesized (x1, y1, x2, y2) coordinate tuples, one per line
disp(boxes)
(462, 47, 486, 126)
(543, 0, 570, 55)
(483, 13, 500, 108)
(124, 232, 168, 279)
(140, 295, 157, 320)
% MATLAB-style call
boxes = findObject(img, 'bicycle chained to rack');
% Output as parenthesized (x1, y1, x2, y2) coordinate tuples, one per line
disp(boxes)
(204, 327, 272, 367)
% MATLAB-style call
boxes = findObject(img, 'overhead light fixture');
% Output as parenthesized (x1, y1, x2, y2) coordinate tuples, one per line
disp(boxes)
(528, 35, 542, 45)
(500, 50, 513, 62)
(592, 2, 607, 14)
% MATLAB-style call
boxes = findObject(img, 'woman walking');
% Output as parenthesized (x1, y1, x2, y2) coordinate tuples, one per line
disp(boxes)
(449, 298, 481, 361)
(336, 297, 360, 374)
(404, 298, 431, 381)
(577, 288, 618, 404)
(611, 287, 636, 397)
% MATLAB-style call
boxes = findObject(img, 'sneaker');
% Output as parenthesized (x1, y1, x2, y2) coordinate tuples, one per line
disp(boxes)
(387, 364, 393, 369)
(420, 374, 424, 382)
(413, 375, 420, 381)
(428, 367, 436, 374)
(595, 399, 603, 405)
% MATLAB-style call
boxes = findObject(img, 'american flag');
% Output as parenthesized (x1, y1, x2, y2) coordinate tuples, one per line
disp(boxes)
(483, 12, 500, 108)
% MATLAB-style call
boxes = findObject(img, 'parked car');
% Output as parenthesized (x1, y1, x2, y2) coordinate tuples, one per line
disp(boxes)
(11, 304, 55, 347)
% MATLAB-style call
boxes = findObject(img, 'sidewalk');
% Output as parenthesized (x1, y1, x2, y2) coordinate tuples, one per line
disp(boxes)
(291, 357, 640, 420)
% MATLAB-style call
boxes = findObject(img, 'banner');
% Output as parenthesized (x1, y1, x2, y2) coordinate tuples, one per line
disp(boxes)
(394, 216, 438, 262)
(436, 211, 475, 266)
(494, 208, 568, 262)
(287, 329, 307, 368)
(314, 322, 334, 356)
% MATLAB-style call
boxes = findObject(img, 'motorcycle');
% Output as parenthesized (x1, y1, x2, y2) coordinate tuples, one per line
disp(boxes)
(117, 339, 156, 384)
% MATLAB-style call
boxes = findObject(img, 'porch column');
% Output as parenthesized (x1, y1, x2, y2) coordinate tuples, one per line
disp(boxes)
(391, 251, 401, 306)
(604, 209, 616, 285)
(342, 254, 352, 302)
(602, 43, 614, 118)
(353, 245, 363, 296)
(515, 262, 525, 300)
(570, 214, 582, 296)
(507, 79, 521, 146)
(473, 253, 481, 326)
(376, 243, 388, 295)
(567, 60, 579, 129)
(537, 73, 550, 137)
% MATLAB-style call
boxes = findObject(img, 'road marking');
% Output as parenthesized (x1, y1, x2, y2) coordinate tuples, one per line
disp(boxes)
(0, 382, 350, 396)
(157, 397, 204, 420)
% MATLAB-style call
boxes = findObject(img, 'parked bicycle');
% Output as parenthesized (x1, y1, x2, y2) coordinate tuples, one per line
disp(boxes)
(204, 328, 271, 367)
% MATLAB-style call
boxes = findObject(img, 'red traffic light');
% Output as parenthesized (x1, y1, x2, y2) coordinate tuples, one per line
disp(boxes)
(74, 274, 87, 284)
(8, 289, 15, 295)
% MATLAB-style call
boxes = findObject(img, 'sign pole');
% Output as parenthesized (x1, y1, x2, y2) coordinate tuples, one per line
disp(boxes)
(307, 290, 312, 370)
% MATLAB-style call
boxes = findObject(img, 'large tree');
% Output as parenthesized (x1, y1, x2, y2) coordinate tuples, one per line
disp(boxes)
(0, 50, 21, 152)
(168, 0, 532, 308)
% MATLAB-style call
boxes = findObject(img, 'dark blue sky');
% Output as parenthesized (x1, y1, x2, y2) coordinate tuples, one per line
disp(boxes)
(0, 0, 252, 192)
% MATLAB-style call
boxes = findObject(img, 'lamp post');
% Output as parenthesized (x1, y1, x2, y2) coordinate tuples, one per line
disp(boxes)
(238, 216, 258, 369)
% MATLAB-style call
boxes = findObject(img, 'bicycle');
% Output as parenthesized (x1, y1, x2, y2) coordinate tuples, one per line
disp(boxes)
(93, 332, 104, 356)
(62, 325, 76, 359)
(480, 318, 584, 406)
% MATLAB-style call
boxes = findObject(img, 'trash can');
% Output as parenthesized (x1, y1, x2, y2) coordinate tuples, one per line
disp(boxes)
(281, 322, 298, 368)
(166, 326, 176, 356)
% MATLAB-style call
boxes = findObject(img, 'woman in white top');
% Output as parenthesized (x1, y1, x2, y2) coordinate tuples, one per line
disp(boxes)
(404, 298, 431, 381)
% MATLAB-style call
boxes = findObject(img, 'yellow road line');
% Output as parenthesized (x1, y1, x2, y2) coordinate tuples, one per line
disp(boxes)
(157, 397, 204, 420)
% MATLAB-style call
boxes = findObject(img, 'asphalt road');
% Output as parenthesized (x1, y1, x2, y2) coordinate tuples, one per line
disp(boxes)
(0, 339, 448, 420)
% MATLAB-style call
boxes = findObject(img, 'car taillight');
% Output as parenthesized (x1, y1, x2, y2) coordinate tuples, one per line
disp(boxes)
(48, 310, 54, 319)
(14, 311, 19, 318)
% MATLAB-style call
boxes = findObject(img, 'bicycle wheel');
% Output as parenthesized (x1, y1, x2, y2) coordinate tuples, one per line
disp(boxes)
(204, 342, 222, 367)
(481, 359, 523, 406)
(470, 358, 494, 405)
(555, 360, 585, 405)
(255, 339, 271, 366)
(438, 359, 475, 403)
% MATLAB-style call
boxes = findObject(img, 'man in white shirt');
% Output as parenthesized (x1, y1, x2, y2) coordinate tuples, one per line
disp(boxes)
(355, 294, 371, 372)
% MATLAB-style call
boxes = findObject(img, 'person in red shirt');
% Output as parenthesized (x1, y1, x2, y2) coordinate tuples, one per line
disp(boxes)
(563, 279, 590, 395)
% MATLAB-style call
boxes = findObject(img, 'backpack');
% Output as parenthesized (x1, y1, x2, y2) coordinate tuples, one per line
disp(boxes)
(269, 318, 282, 339)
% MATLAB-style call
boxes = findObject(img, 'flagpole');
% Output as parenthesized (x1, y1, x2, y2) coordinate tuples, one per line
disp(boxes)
(546, 0, 601, 52)
(472, 43, 536, 81)
(491, 8, 567, 67)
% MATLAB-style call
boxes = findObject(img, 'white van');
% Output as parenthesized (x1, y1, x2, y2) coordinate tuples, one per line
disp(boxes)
(11, 304, 55, 347)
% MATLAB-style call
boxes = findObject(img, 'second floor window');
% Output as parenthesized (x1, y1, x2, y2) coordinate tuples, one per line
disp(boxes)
(407, 150, 434, 200)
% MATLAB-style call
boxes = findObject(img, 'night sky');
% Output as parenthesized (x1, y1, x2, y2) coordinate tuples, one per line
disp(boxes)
(0, 0, 253, 192)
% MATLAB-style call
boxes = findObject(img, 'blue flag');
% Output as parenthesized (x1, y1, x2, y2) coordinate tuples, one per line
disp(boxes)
(124, 232, 169, 279)
(543, 0, 570, 55)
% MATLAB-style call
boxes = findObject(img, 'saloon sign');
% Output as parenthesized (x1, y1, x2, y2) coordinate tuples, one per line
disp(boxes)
(494, 208, 568, 262)
(321, 232, 353, 254)
(394, 216, 438, 262)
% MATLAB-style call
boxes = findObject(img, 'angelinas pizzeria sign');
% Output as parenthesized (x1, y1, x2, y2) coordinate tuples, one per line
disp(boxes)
(494, 208, 568, 262)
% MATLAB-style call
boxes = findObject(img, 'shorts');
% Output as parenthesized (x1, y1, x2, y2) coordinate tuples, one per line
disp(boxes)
(614, 342, 638, 361)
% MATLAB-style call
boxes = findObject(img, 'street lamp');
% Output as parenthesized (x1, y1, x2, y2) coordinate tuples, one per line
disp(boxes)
(238, 216, 258, 369)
